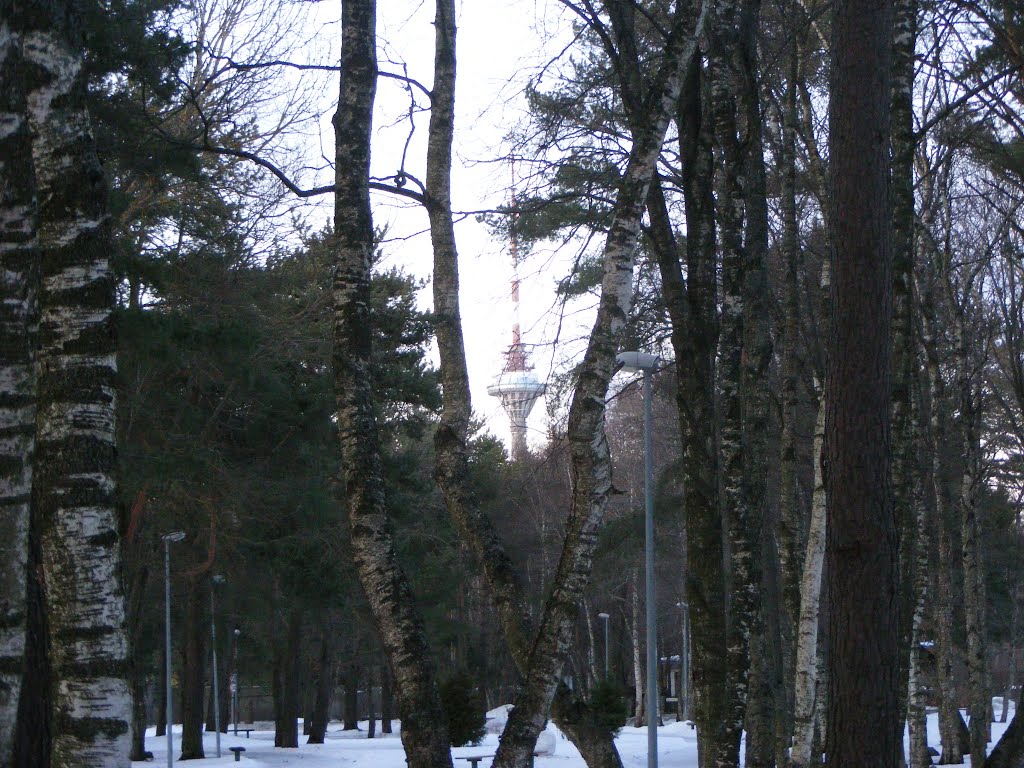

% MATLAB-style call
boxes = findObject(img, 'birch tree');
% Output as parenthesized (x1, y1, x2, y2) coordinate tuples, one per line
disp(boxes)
(0, 14, 38, 764)
(6, 0, 135, 763)
(331, 2, 453, 767)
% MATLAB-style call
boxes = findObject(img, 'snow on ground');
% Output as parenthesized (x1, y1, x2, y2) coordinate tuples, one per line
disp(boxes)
(139, 701, 1016, 767)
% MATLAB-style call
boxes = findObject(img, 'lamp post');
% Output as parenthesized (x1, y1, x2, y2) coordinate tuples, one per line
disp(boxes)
(616, 350, 661, 768)
(676, 601, 690, 722)
(232, 627, 241, 735)
(210, 575, 225, 757)
(598, 612, 610, 679)
(162, 531, 186, 768)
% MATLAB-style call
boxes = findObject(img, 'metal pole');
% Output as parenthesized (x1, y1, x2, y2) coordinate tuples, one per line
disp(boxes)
(643, 368, 657, 768)
(164, 538, 173, 768)
(210, 578, 222, 757)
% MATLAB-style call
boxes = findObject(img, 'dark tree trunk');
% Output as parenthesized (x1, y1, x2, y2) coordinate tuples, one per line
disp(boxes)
(307, 621, 336, 744)
(667, 50, 729, 768)
(824, 0, 899, 763)
(332, 4, 453, 767)
(367, 666, 377, 739)
(129, 668, 150, 762)
(344, 664, 359, 730)
(206, 668, 217, 732)
(381, 663, 393, 734)
(11, 509, 51, 768)
(220, 665, 230, 734)
(988, 708, 1024, 768)
(286, 609, 302, 746)
(124, 542, 153, 762)
(274, 607, 301, 748)
(155, 638, 167, 738)
(180, 578, 206, 760)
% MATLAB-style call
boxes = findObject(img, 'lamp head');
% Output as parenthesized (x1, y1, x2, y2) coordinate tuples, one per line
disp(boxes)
(162, 530, 186, 543)
(615, 351, 661, 372)
(212, 574, 225, 585)
(597, 612, 610, 620)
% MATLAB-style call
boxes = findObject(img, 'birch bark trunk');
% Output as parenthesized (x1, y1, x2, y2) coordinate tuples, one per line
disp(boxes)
(959, 352, 990, 767)
(0, 19, 38, 764)
(665, 49, 728, 768)
(709, 0, 774, 753)
(18, 0, 133, 762)
(921, 269, 963, 766)
(332, 3, 452, 767)
(907, 370, 933, 768)
(632, 571, 645, 726)
(790, 388, 826, 768)
(776, 29, 805, 762)
(890, 0, 920, 743)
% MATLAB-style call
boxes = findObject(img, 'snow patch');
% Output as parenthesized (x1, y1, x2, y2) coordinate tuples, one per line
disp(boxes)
(483, 706, 558, 756)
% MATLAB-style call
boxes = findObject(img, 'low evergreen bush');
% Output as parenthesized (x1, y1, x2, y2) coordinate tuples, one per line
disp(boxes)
(589, 679, 628, 736)
(439, 670, 487, 747)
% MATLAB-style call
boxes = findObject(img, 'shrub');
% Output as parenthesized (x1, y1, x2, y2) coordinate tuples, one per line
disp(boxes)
(439, 670, 487, 747)
(589, 679, 628, 736)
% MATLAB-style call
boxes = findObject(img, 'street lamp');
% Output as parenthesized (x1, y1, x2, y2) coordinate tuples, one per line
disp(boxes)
(232, 627, 241, 735)
(161, 530, 186, 768)
(210, 574, 225, 757)
(676, 601, 690, 722)
(616, 350, 661, 768)
(597, 612, 610, 679)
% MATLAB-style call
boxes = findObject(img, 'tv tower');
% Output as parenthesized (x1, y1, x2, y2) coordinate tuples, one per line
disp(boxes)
(487, 178, 545, 462)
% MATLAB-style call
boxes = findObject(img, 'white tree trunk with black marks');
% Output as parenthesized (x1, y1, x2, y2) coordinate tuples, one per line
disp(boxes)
(632, 570, 644, 726)
(791, 388, 826, 768)
(0, 19, 39, 763)
(19, 0, 132, 762)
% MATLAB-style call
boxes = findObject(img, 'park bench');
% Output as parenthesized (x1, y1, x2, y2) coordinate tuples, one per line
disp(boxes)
(457, 755, 494, 768)
(229, 746, 246, 762)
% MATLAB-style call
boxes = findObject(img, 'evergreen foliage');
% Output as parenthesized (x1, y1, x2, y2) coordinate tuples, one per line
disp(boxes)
(588, 679, 628, 736)
(439, 670, 487, 747)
